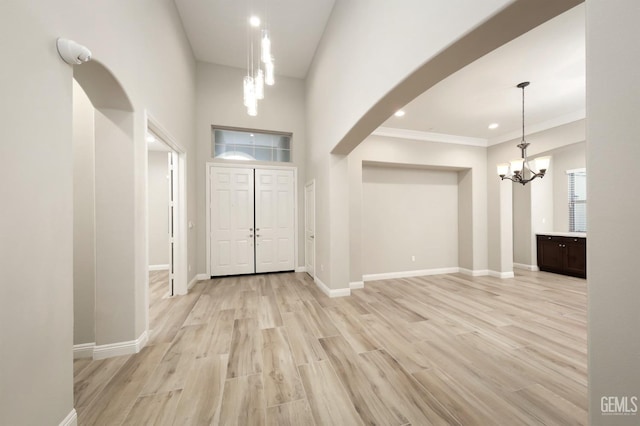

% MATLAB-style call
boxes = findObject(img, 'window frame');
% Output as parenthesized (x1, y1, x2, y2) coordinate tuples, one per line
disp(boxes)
(211, 125, 293, 164)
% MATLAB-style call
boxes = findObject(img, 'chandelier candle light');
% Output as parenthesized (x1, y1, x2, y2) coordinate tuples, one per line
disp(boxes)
(497, 81, 550, 185)
(243, 7, 275, 116)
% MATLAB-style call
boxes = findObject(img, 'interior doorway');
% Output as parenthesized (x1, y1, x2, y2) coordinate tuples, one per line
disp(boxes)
(147, 132, 176, 296)
(146, 115, 188, 301)
(304, 180, 315, 278)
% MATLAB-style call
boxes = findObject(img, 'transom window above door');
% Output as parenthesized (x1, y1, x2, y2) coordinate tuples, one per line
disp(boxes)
(212, 127, 292, 163)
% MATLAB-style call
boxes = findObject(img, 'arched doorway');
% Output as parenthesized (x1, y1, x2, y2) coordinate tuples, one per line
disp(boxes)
(71, 60, 145, 359)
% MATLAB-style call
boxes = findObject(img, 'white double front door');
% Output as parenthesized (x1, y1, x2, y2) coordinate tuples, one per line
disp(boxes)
(209, 166, 295, 276)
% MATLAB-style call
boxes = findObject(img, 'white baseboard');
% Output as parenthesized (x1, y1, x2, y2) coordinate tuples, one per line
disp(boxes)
(73, 342, 95, 359)
(59, 409, 77, 426)
(513, 263, 540, 271)
(93, 330, 148, 360)
(363, 267, 460, 282)
(149, 264, 169, 271)
(187, 275, 199, 290)
(295, 266, 307, 273)
(489, 270, 515, 279)
(196, 273, 209, 281)
(458, 268, 490, 277)
(314, 276, 351, 298)
(349, 281, 364, 289)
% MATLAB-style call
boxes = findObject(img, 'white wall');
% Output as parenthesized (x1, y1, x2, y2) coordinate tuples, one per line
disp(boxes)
(551, 142, 586, 231)
(148, 151, 170, 267)
(306, 0, 513, 155)
(195, 62, 306, 275)
(362, 166, 459, 275)
(0, 5, 75, 423)
(73, 81, 96, 346)
(512, 181, 532, 266)
(0, 1, 196, 424)
(349, 134, 487, 283)
(511, 163, 554, 269)
(529, 162, 554, 264)
(586, 1, 640, 423)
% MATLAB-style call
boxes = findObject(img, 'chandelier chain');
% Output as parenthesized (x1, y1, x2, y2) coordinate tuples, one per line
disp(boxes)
(521, 83, 525, 142)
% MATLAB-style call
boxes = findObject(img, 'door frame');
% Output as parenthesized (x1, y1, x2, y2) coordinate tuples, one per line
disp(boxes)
(304, 179, 316, 279)
(145, 112, 188, 301)
(206, 162, 298, 277)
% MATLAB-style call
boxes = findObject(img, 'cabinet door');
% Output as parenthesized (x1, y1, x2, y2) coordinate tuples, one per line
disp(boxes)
(564, 238, 587, 278)
(537, 236, 564, 273)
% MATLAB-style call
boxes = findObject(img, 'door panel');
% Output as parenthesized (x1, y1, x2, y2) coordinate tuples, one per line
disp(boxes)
(255, 169, 294, 273)
(168, 152, 175, 295)
(304, 181, 315, 277)
(210, 167, 255, 276)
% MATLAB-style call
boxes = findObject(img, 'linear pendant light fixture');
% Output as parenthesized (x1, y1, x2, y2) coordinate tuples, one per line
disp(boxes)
(497, 81, 550, 185)
(243, 1, 275, 116)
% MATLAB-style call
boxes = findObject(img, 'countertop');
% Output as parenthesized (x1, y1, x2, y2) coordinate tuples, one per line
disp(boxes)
(537, 232, 587, 238)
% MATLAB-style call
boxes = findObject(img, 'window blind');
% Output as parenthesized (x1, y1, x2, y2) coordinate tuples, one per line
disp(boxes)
(568, 169, 587, 232)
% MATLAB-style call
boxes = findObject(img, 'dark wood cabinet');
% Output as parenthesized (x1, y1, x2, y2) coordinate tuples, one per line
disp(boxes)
(537, 235, 586, 278)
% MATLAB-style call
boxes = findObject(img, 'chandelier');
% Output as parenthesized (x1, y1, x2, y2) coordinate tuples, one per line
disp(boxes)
(497, 81, 550, 185)
(243, 10, 275, 116)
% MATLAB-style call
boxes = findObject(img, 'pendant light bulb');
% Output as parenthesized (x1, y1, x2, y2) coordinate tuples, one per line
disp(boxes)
(265, 57, 275, 86)
(510, 159, 524, 174)
(243, 75, 255, 107)
(497, 163, 509, 177)
(261, 30, 271, 64)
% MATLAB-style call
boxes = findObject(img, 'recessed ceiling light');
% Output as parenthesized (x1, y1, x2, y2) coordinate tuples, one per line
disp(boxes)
(488, 123, 499, 129)
(249, 16, 261, 27)
(394, 110, 405, 117)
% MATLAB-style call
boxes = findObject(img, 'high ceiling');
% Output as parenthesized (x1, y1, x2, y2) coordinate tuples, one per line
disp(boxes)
(174, 1, 585, 144)
(174, 0, 336, 79)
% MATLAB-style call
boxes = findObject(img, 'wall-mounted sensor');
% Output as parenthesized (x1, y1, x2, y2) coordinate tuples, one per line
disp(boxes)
(56, 38, 92, 65)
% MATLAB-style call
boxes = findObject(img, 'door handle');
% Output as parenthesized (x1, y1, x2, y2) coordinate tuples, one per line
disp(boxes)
(256, 234, 261, 238)
(249, 234, 253, 238)
(310, 235, 314, 239)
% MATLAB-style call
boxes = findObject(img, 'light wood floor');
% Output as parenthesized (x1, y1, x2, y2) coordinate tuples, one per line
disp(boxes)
(74, 269, 587, 425)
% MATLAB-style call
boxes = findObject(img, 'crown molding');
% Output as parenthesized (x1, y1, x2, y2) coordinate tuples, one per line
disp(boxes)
(372, 127, 488, 147)
(487, 109, 586, 146)
(372, 109, 586, 149)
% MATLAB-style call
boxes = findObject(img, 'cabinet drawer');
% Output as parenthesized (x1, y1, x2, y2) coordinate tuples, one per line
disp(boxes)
(537, 235, 564, 243)
(537, 235, 586, 245)
(566, 237, 586, 245)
